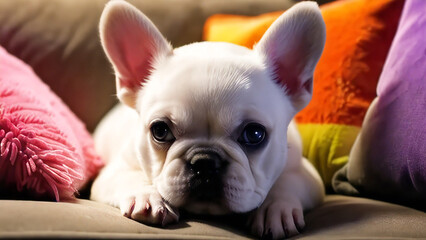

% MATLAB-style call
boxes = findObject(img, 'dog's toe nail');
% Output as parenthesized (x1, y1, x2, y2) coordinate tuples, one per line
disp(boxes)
(161, 209, 169, 226)
(145, 202, 151, 211)
(283, 225, 290, 238)
(158, 206, 165, 214)
(296, 223, 304, 233)
(157, 206, 165, 218)
(261, 228, 273, 240)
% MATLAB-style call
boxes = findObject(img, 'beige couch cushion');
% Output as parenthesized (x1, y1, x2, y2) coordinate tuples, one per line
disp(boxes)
(1, 195, 425, 239)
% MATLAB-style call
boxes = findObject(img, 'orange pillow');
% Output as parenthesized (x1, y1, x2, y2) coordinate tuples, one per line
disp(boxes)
(204, 0, 404, 188)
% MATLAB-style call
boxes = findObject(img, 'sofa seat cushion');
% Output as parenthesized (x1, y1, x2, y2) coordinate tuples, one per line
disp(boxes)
(1, 195, 425, 239)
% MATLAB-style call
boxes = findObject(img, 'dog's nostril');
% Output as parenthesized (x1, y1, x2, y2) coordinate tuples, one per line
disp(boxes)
(189, 155, 222, 176)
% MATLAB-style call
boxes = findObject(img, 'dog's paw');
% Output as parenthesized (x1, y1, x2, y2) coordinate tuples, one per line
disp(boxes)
(120, 189, 179, 226)
(248, 197, 305, 239)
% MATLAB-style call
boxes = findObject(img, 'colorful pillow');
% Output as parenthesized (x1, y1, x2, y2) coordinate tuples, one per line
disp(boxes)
(0, 46, 103, 201)
(203, 0, 404, 188)
(333, 0, 426, 207)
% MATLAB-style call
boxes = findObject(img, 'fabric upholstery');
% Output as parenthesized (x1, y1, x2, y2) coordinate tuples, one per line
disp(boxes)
(203, 0, 404, 188)
(333, 0, 426, 208)
(0, 0, 295, 132)
(0, 46, 103, 201)
(1, 195, 425, 239)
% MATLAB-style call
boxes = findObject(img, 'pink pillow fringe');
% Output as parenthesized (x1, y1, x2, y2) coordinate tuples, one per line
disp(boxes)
(0, 46, 103, 201)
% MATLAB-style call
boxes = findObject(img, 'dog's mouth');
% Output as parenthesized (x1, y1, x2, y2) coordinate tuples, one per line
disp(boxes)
(175, 168, 230, 215)
(162, 145, 258, 214)
(164, 161, 257, 215)
(188, 170, 224, 201)
(186, 161, 228, 201)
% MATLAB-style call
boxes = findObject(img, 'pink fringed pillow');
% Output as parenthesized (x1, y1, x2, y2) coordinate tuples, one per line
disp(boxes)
(0, 46, 103, 201)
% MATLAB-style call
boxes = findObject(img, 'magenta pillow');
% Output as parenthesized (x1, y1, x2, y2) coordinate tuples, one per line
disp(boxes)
(333, 0, 426, 208)
(0, 46, 103, 201)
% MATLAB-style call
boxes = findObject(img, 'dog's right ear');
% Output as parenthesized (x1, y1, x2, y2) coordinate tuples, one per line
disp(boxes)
(100, 0, 172, 108)
(254, 2, 325, 112)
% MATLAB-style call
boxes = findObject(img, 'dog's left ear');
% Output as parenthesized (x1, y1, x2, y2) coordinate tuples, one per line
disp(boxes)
(255, 2, 326, 112)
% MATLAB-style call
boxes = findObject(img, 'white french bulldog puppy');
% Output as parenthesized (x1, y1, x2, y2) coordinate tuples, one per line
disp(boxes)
(91, 0, 325, 239)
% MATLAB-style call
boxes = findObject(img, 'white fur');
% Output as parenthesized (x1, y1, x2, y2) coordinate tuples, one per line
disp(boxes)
(91, 1, 325, 238)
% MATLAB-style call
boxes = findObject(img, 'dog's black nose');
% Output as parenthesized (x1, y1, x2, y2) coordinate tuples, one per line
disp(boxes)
(189, 152, 222, 176)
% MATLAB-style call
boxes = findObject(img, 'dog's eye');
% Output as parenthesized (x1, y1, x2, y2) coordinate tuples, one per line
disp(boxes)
(238, 123, 266, 146)
(150, 121, 175, 143)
